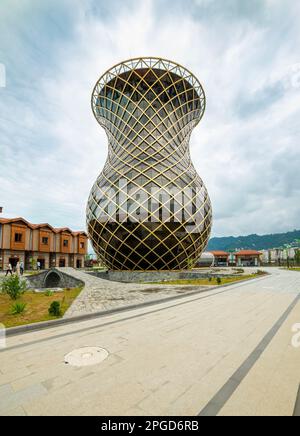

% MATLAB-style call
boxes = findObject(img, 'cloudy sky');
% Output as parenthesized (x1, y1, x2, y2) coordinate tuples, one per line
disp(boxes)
(0, 0, 299, 238)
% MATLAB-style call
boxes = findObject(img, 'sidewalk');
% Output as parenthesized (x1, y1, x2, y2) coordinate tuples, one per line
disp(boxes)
(0, 268, 299, 415)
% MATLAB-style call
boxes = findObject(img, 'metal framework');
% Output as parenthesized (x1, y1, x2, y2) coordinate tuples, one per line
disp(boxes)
(87, 57, 212, 270)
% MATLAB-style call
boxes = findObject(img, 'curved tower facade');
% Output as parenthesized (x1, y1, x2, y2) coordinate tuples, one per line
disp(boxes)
(87, 58, 212, 270)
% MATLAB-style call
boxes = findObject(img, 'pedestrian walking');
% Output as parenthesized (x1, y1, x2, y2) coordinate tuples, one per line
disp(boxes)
(20, 261, 24, 275)
(5, 262, 12, 276)
(16, 261, 21, 276)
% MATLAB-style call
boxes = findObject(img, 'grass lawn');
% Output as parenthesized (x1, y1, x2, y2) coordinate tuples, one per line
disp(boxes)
(153, 272, 266, 286)
(286, 268, 300, 271)
(24, 271, 41, 276)
(0, 287, 83, 328)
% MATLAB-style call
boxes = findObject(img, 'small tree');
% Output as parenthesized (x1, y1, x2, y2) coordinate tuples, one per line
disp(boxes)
(0, 275, 27, 300)
(30, 257, 37, 270)
(295, 249, 300, 266)
(48, 301, 61, 317)
(186, 258, 195, 270)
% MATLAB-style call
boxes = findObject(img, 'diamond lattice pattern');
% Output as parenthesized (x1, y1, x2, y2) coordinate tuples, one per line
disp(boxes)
(87, 58, 212, 270)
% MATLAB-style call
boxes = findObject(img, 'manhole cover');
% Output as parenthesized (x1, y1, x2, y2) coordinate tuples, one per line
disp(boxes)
(64, 347, 109, 367)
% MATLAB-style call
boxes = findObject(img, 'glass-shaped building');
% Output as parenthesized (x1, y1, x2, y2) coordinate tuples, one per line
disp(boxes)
(87, 58, 212, 270)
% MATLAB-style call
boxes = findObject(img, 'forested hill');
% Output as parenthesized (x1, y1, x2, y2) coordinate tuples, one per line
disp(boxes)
(207, 230, 300, 251)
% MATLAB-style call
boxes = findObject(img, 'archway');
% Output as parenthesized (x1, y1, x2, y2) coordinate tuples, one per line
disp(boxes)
(44, 271, 61, 288)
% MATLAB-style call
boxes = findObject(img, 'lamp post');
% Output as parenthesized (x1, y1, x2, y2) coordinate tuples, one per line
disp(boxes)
(0, 208, 2, 270)
(284, 244, 292, 269)
(295, 240, 300, 266)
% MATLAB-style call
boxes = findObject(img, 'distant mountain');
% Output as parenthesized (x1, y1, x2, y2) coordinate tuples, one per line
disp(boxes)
(207, 230, 300, 252)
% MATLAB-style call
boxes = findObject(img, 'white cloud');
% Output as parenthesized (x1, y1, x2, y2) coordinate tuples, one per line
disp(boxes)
(0, 0, 299, 237)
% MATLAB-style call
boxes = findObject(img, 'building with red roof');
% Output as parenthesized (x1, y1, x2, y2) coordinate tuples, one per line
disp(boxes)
(209, 250, 229, 267)
(0, 217, 88, 271)
(207, 250, 262, 267)
(235, 250, 262, 267)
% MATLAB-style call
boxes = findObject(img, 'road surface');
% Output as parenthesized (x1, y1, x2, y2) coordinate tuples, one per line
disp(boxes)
(0, 268, 299, 416)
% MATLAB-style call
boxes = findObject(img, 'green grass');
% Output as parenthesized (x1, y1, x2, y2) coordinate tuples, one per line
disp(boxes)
(24, 271, 41, 276)
(151, 273, 266, 286)
(285, 267, 300, 271)
(0, 286, 83, 328)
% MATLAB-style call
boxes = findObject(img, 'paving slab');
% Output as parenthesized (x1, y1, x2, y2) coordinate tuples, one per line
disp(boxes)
(0, 268, 299, 415)
(59, 267, 211, 318)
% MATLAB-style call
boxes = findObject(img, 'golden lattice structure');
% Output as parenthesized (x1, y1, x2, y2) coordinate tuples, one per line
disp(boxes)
(87, 57, 212, 270)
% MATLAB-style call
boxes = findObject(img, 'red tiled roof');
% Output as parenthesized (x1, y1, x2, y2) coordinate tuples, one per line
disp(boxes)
(54, 227, 73, 233)
(0, 217, 87, 237)
(209, 251, 229, 257)
(235, 250, 261, 256)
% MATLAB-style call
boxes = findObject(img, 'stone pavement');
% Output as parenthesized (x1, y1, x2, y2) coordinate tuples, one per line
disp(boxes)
(60, 268, 210, 318)
(0, 268, 299, 416)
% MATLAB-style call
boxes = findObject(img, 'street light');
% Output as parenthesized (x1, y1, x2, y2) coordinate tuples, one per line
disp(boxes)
(284, 243, 292, 269)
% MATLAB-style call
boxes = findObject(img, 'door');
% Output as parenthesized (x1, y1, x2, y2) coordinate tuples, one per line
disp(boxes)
(9, 257, 19, 270)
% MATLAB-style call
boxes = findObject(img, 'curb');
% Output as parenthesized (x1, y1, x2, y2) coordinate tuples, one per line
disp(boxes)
(4, 274, 270, 338)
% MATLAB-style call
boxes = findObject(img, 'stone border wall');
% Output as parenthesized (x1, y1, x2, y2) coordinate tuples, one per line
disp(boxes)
(89, 270, 240, 283)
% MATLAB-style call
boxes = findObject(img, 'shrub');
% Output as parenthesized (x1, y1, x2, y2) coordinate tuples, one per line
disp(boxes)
(233, 268, 244, 274)
(45, 290, 54, 297)
(216, 277, 222, 285)
(294, 249, 300, 266)
(29, 257, 37, 270)
(10, 302, 27, 315)
(0, 275, 27, 300)
(48, 301, 61, 317)
(186, 258, 195, 270)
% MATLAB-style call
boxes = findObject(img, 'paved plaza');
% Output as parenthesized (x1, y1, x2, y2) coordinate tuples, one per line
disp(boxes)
(62, 268, 210, 318)
(0, 268, 299, 416)
(0, 268, 210, 319)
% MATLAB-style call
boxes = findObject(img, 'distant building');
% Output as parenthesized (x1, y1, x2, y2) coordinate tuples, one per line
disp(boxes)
(196, 252, 215, 268)
(208, 250, 262, 267)
(209, 251, 229, 267)
(235, 250, 261, 267)
(0, 217, 88, 270)
(203, 247, 299, 268)
(261, 247, 297, 265)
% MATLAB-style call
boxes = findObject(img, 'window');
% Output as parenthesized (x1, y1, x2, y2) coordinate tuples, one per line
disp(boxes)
(14, 233, 22, 243)
(80, 242, 85, 249)
(63, 239, 69, 247)
(42, 237, 49, 245)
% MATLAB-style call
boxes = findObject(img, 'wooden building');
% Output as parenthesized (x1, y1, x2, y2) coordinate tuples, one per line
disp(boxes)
(0, 217, 88, 270)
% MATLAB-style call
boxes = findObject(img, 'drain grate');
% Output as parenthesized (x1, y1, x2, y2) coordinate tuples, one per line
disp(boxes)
(64, 347, 109, 367)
